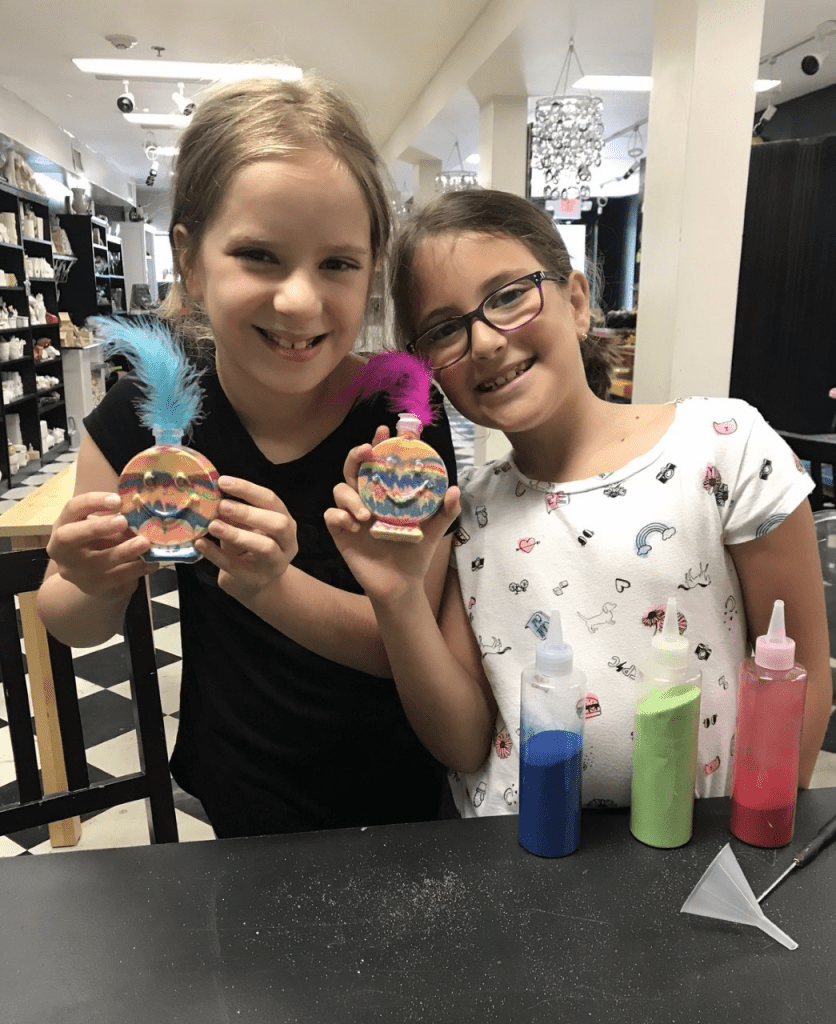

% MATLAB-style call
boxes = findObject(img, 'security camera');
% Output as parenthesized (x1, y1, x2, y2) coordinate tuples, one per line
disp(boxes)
(173, 83, 196, 117)
(801, 51, 827, 75)
(117, 80, 135, 113)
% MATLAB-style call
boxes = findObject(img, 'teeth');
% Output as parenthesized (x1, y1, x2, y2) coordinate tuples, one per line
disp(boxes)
(480, 359, 534, 392)
(262, 329, 319, 350)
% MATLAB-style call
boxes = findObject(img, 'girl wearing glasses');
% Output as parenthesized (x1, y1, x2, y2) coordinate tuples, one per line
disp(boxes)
(326, 188, 830, 819)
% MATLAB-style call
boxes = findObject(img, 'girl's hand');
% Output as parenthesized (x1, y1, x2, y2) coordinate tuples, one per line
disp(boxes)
(194, 475, 298, 602)
(46, 492, 155, 597)
(324, 428, 461, 604)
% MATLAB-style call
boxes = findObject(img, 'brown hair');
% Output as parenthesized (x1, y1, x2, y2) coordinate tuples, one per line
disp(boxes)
(160, 72, 392, 353)
(389, 189, 619, 398)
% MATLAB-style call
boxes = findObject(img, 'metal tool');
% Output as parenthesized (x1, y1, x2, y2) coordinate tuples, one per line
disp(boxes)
(757, 810, 836, 903)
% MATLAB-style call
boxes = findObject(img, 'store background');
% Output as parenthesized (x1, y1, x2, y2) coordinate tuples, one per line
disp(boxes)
(1, 0, 835, 854)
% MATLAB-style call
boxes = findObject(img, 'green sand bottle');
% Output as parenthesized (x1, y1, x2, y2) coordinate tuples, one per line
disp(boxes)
(631, 597, 703, 848)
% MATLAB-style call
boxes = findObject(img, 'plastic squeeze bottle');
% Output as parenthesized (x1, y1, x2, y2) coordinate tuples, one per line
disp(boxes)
(519, 611, 586, 857)
(729, 600, 807, 848)
(631, 597, 703, 848)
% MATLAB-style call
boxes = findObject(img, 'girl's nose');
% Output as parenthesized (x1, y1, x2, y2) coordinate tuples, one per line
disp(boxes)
(273, 270, 323, 319)
(469, 317, 507, 360)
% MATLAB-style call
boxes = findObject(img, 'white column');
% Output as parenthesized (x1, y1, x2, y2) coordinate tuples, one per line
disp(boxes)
(478, 96, 530, 463)
(478, 96, 528, 194)
(412, 158, 442, 208)
(632, 0, 766, 403)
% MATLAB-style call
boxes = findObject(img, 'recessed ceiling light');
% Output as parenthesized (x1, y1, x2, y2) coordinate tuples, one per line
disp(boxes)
(72, 58, 302, 83)
(572, 75, 781, 93)
(123, 113, 191, 129)
(573, 76, 652, 91)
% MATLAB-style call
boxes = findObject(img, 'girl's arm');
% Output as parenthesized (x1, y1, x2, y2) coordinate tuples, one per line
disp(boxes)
(326, 477, 496, 771)
(194, 474, 451, 679)
(371, 563, 497, 772)
(37, 435, 156, 648)
(728, 499, 831, 787)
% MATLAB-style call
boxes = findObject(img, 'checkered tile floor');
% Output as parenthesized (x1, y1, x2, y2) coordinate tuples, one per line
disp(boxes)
(3, 426, 832, 858)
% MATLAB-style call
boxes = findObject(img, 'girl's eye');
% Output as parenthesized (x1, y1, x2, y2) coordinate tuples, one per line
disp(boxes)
(321, 258, 360, 272)
(237, 249, 274, 264)
(424, 319, 465, 345)
(489, 285, 528, 310)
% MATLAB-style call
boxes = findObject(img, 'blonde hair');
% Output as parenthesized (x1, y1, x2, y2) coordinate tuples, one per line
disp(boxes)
(160, 72, 392, 354)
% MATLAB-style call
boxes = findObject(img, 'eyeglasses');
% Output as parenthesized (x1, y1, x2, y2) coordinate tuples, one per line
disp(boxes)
(407, 270, 565, 371)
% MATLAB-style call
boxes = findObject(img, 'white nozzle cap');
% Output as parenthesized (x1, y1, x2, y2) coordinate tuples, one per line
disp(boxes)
(535, 610, 574, 675)
(649, 597, 689, 670)
(396, 413, 422, 437)
(755, 599, 796, 671)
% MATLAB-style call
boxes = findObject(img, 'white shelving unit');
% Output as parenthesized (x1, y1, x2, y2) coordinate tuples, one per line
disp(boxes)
(62, 341, 106, 446)
(120, 221, 158, 308)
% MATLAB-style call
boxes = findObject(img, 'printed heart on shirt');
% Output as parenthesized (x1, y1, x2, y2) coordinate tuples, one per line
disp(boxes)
(519, 537, 536, 553)
(615, 578, 631, 593)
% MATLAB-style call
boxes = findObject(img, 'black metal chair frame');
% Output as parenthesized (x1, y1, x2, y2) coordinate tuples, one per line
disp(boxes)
(0, 548, 178, 842)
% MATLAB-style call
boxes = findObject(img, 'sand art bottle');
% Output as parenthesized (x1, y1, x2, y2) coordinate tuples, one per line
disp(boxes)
(729, 600, 807, 848)
(357, 412, 448, 543)
(519, 611, 586, 857)
(631, 597, 702, 848)
(335, 351, 449, 544)
(94, 316, 221, 564)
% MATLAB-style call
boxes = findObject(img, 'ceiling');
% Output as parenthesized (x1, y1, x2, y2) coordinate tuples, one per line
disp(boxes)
(1, 0, 834, 221)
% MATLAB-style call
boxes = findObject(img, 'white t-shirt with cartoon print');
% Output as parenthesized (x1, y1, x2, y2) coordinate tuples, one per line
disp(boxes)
(449, 397, 814, 818)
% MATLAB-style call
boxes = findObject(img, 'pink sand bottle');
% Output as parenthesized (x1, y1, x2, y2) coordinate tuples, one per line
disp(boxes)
(729, 600, 807, 847)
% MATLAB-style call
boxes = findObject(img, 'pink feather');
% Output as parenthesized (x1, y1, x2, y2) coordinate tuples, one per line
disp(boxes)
(332, 351, 438, 425)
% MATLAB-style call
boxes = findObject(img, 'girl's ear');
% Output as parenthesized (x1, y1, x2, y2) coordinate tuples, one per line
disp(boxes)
(566, 271, 591, 336)
(171, 224, 200, 300)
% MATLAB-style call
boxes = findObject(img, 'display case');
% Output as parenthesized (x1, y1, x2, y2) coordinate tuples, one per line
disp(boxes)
(0, 179, 69, 493)
(57, 214, 126, 326)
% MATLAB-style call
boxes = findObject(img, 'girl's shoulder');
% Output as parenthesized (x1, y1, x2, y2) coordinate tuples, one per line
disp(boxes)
(671, 395, 762, 434)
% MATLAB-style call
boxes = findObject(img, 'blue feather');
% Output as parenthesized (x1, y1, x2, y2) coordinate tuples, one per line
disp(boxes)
(90, 316, 203, 433)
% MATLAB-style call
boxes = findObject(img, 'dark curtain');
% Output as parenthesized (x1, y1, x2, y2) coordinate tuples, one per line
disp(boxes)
(730, 135, 836, 434)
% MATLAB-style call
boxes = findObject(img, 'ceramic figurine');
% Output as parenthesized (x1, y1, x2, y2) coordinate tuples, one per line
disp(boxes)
(336, 351, 448, 543)
(92, 316, 221, 563)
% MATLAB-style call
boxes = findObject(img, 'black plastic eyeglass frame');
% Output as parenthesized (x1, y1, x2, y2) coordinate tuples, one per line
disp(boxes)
(408, 270, 565, 370)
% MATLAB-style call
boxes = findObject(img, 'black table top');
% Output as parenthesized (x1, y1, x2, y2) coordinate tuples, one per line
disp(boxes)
(2, 789, 836, 1024)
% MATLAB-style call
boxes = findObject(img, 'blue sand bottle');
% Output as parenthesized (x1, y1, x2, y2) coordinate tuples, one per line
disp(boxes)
(519, 611, 586, 857)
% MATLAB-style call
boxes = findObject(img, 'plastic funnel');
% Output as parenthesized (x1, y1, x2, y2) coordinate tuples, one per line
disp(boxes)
(681, 843, 798, 950)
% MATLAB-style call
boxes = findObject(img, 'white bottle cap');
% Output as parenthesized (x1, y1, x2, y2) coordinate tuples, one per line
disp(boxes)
(754, 600, 796, 671)
(649, 597, 689, 670)
(535, 610, 574, 675)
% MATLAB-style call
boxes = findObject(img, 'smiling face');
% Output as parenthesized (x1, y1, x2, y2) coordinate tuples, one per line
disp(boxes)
(411, 232, 591, 437)
(178, 148, 374, 405)
(357, 436, 448, 527)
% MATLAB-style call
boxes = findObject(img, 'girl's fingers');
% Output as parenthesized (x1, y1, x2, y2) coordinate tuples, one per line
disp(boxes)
(216, 499, 294, 538)
(331, 482, 371, 521)
(342, 443, 374, 490)
(323, 507, 363, 534)
(341, 427, 389, 488)
(218, 476, 290, 514)
(207, 517, 285, 555)
(56, 491, 122, 526)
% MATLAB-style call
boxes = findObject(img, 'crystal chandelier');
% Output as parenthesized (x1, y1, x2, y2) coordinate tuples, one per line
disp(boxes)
(435, 139, 478, 193)
(531, 38, 604, 200)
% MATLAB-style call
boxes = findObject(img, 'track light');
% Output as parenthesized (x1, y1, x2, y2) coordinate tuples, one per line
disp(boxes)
(144, 134, 158, 161)
(801, 23, 835, 74)
(145, 159, 159, 187)
(753, 104, 778, 137)
(172, 82, 196, 116)
(116, 79, 135, 114)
